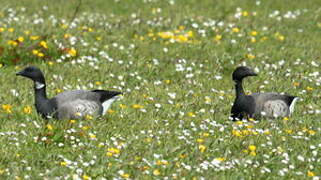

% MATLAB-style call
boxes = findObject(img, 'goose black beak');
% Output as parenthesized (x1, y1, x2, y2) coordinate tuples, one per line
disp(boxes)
(250, 72, 258, 76)
(16, 71, 23, 76)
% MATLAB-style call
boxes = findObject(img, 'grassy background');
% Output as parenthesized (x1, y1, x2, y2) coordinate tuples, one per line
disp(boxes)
(0, 0, 320, 179)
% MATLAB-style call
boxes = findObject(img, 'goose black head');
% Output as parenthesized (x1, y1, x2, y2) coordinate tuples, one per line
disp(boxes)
(16, 66, 45, 83)
(232, 66, 257, 81)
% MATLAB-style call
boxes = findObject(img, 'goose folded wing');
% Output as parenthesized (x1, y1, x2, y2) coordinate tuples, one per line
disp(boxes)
(249, 93, 297, 117)
(57, 99, 102, 119)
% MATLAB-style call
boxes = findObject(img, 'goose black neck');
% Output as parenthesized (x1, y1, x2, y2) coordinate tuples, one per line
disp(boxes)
(34, 81, 48, 101)
(234, 79, 245, 97)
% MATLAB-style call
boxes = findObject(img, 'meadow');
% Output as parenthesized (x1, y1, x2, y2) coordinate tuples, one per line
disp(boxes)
(0, 0, 321, 179)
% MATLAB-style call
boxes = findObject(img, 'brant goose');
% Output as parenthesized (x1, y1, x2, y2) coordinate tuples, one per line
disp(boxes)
(231, 66, 298, 120)
(16, 66, 122, 120)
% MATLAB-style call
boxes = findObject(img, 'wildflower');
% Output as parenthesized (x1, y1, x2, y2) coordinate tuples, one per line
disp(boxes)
(308, 130, 316, 135)
(61, 24, 68, 29)
(232, 27, 240, 33)
(2, 104, 13, 113)
(283, 117, 289, 121)
(187, 31, 194, 37)
(232, 130, 242, 137)
(214, 34, 222, 41)
(70, 120, 76, 124)
(82, 126, 90, 130)
(68, 48, 77, 57)
(246, 53, 255, 59)
(46, 124, 53, 130)
(248, 145, 256, 151)
(107, 147, 120, 155)
(187, 112, 196, 117)
(30, 36, 39, 40)
(85, 115, 93, 120)
(158, 31, 174, 39)
(307, 171, 315, 177)
(306, 86, 313, 91)
(32, 49, 39, 55)
(82, 174, 90, 180)
(214, 157, 225, 162)
(250, 31, 258, 36)
(293, 82, 300, 87)
(119, 104, 127, 109)
(202, 132, 210, 137)
(199, 145, 206, 152)
(89, 133, 96, 139)
(164, 79, 171, 84)
(106, 152, 113, 157)
(242, 11, 249, 16)
(250, 37, 256, 43)
(60, 161, 67, 166)
(264, 130, 270, 135)
(8, 28, 14, 32)
(64, 33, 71, 39)
(17, 37, 24, 43)
(37, 52, 44, 57)
(40, 41, 48, 49)
(0, 27, 5, 32)
(23, 106, 32, 114)
(132, 104, 144, 109)
(48, 61, 54, 66)
(7, 40, 18, 46)
(95, 81, 102, 85)
(107, 109, 115, 114)
(196, 138, 204, 143)
(153, 169, 161, 176)
(176, 35, 188, 43)
(285, 129, 293, 134)
(278, 35, 285, 41)
(121, 173, 130, 178)
(250, 151, 257, 156)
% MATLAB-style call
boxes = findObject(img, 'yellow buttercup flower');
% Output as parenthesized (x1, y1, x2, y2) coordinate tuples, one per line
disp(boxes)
(132, 104, 144, 109)
(199, 144, 206, 152)
(248, 145, 256, 151)
(307, 171, 315, 177)
(39, 41, 48, 49)
(214, 34, 222, 41)
(17, 37, 24, 43)
(121, 173, 130, 178)
(242, 11, 249, 16)
(153, 169, 161, 176)
(68, 48, 77, 57)
(60, 161, 67, 166)
(23, 106, 32, 114)
(30, 36, 39, 40)
(46, 124, 53, 130)
(232, 27, 240, 33)
(2, 104, 13, 113)
(7, 40, 18, 46)
(8, 28, 14, 32)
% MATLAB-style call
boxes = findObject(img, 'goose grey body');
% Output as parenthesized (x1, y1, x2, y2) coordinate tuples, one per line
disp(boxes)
(54, 90, 121, 119)
(231, 66, 298, 120)
(248, 92, 298, 118)
(17, 66, 122, 120)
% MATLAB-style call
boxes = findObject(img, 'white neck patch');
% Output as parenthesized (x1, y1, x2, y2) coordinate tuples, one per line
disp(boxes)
(35, 81, 45, 89)
(289, 97, 299, 115)
(102, 96, 121, 115)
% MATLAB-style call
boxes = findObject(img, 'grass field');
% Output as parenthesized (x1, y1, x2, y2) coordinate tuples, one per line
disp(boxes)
(0, 0, 320, 179)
